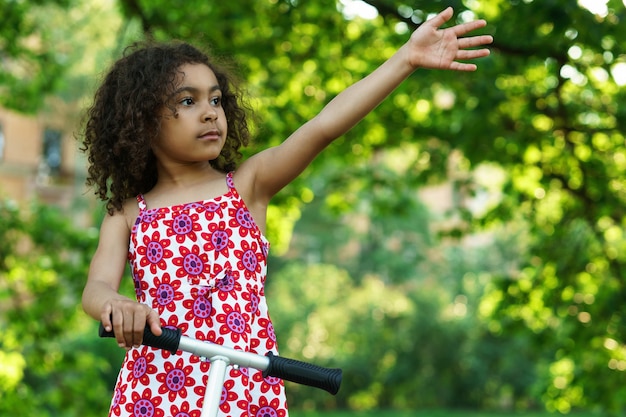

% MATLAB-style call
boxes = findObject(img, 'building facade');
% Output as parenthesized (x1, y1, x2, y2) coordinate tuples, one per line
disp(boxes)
(0, 105, 87, 211)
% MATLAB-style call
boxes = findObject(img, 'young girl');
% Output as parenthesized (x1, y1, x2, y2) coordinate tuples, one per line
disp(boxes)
(82, 7, 492, 417)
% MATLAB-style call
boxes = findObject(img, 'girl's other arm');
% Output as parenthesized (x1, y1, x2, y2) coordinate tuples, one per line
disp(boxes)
(82, 211, 161, 348)
(243, 7, 492, 203)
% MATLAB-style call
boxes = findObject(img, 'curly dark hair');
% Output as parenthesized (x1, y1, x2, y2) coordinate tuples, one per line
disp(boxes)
(81, 40, 252, 214)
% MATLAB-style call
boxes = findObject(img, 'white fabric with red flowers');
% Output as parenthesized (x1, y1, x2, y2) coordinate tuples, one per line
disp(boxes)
(108, 172, 288, 417)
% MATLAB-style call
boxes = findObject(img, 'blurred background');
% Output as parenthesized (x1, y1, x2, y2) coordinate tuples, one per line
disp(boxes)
(1, 0, 625, 416)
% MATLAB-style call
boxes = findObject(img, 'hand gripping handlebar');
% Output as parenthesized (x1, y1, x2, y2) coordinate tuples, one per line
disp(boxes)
(99, 324, 342, 395)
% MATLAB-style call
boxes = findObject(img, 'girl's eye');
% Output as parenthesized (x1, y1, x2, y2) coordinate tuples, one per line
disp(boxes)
(180, 97, 194, 106)
(210, 96, 221, 106)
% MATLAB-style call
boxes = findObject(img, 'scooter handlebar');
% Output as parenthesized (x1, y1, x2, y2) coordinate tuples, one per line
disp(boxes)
(98, 323, 342, 395)
(264, 351, 342, 395)
(98, 324, 182, 354)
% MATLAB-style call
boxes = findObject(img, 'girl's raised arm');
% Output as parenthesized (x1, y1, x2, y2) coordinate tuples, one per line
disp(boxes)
(242, 7, 492, 203)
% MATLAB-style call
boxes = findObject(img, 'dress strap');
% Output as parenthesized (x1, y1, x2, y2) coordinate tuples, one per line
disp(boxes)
(226, 171, 235, 190)
(136, 194, 148, 212)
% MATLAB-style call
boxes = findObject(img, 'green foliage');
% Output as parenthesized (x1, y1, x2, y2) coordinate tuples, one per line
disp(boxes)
(268, 169, 550, 411)
(0, 200, 122, 416)
(0, 0, 72, 112)
(464, 2, 626, 414)
(3, 0, 626, 414)
(0, 0, 132, 113)
(297, 411, 597, 417)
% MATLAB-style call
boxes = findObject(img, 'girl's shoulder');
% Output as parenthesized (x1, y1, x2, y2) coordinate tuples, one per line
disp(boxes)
(120, 197, 141, 230)
(231, 164, 256, 203)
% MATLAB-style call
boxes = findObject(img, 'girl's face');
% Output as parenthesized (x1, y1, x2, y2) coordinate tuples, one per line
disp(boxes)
(152, 63, 228, 167)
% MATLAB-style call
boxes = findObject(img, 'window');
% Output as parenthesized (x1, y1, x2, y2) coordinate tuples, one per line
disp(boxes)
(43, 128, 62, 176)
(0, 124, 5, 161)
(37, 128, 63, 183)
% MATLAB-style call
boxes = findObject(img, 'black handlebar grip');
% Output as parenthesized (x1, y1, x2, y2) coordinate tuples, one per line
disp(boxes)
(263, 352, 342, 395)
(98, 324, 182, 355)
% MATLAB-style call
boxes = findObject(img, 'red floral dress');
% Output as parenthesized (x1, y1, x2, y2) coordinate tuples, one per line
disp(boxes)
(108, 172, 288, 417)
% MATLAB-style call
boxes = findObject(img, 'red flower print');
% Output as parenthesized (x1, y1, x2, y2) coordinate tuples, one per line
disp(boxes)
(216, 303, 250, 344)
(217, 379, 240, 414)
(118, 173, 289, 417)
(173, 244, 211, 283)
(234, 240, 264, 279)
(164, 211, 201, 244)
(110, 382, 128, 416)
(137, 208, 168, 234)
(243, 290, 260, 317)
(257, 318, 276, 351)
(162, 315, 189, 339)
(125, 388, 164, 417)
(261, 240, 270, 259)
(156, 357, 196, 402)
(182, 201, 206, 213)
(253, 371, 284, 395)
(126, 347, 157, 389)
(183, 287, 214, 328)
(137, 231, 173, 275)
(131, 267, 148, 302)
(193, 374, 207, 407)
(214, 267, 242, 302)
(170, 400, 201, 417)
(228, 201, 256, 238)
(249, 396, 287, 417)
(195, 328, 224, 348)
(202, 200, 225, 222)
(229, 364, 250, 385)
(149, 273, 184, 314)
(237, 399, 250, 415)
(201, 220, 234, 256)
(250, 335, 261, 351)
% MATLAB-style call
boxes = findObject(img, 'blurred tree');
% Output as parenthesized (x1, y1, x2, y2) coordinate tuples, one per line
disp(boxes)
(462, 1, 626, 414)
(0, 0, 74, 112)
(0, 201, 122, 416)
(0, 0, 133, 113)
(2, 0, 626, 414)
(269, 164, 543, 411)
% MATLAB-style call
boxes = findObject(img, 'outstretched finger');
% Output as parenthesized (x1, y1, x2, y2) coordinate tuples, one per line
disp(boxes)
(425, 7, 454, 30)
(456, 48, 491, 61)
(452, 19, 488, 37)
(449, 61, 478, 72)
(458, 34, 494, 50)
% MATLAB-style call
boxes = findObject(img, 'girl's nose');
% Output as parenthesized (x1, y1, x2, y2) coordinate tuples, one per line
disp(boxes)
(203, 105, 218, 121)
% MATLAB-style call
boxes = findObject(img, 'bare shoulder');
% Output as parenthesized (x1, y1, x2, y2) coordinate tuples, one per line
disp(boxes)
(231, 157, 269, 232)
(121, 198, 140, 230)
(233, 125, 324, 205)
(99, 198, 139, 234)
(231, 155, 260, 197)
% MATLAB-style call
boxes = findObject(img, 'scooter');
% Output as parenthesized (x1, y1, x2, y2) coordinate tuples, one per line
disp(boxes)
(99, 324, 342, 417)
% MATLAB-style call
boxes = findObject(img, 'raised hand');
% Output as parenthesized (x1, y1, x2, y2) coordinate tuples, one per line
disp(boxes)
(406, 7, 493, 72)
